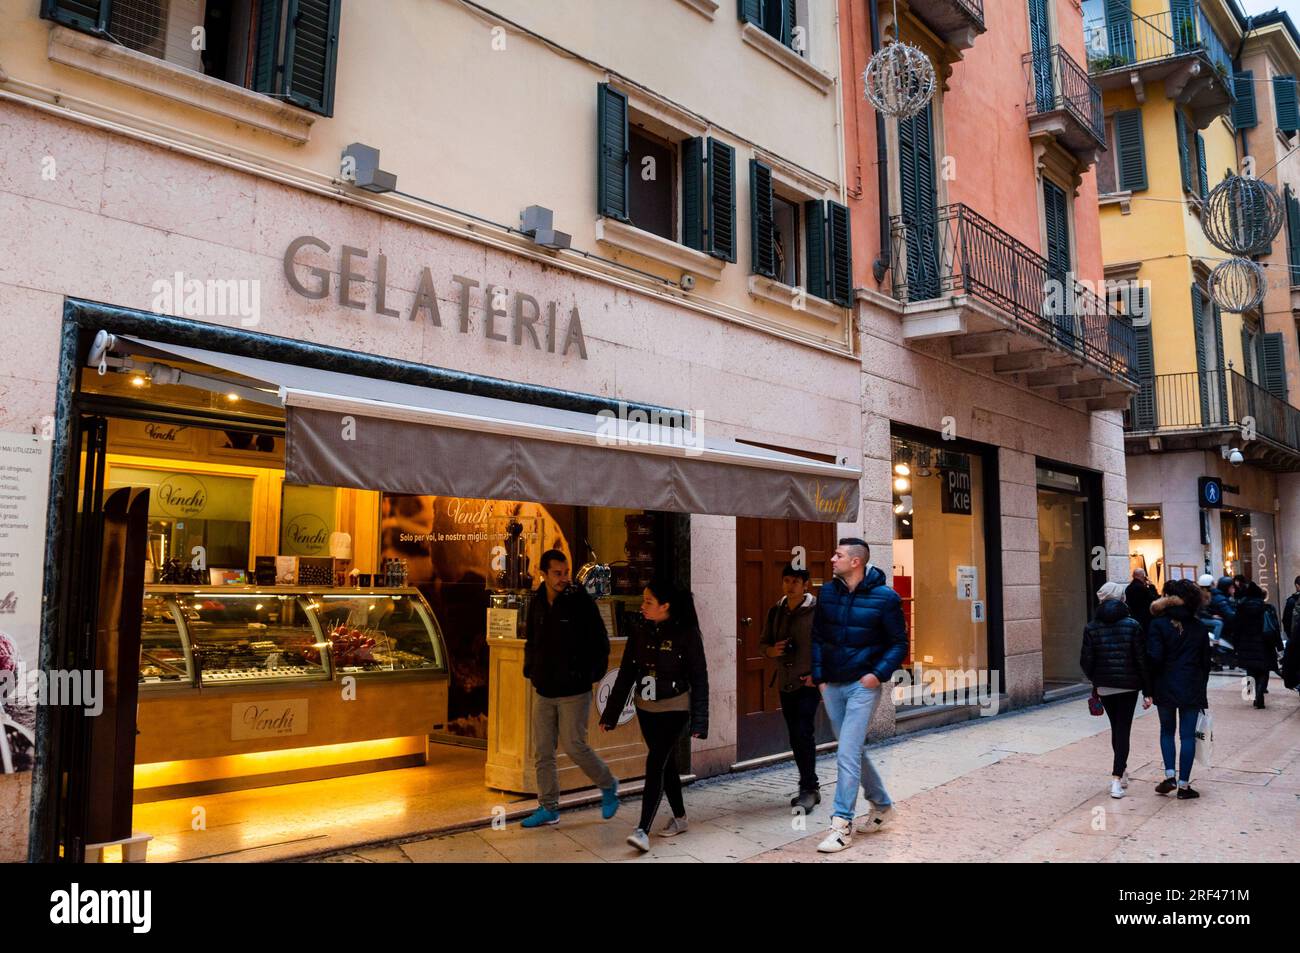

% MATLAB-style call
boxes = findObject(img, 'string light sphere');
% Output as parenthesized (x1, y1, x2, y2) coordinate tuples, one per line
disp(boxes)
(1207, 257, 1266, 313)
(864, 40, 936, 120)
(1203, 175, 1284, 255)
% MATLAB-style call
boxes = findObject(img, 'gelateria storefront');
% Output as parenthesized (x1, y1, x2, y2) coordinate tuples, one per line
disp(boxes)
(39, 305, 860, 863)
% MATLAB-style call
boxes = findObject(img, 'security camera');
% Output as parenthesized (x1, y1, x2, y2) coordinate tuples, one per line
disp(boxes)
(1229, 448, 1244, 467)
(679, 273, 696, 291)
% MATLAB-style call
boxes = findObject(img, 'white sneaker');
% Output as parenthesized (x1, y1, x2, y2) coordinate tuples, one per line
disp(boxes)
(1110, 779, 1126, 799)
(626, 828, 650, 852)
(1120, 772, 1130, 790)
(659, 816, 688, 837)
(854, 804, 894, 833)
(816, 816, 853, 853)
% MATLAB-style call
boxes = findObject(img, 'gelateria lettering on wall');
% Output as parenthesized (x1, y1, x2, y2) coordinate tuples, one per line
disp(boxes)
(283, 236, 589, 359)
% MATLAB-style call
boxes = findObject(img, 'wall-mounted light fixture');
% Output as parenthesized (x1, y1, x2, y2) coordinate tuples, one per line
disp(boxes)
(520, 205, 571, 250)
(341, 143, 397, 193)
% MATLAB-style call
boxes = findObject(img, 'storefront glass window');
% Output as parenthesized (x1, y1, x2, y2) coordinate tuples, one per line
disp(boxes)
(1128, 506, 1164, 588)
(890, 436, 989, 678)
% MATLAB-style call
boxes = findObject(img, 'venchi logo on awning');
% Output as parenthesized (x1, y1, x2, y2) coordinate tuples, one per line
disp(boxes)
(810, 480, 851, 519)
(283, 236, 589, 360)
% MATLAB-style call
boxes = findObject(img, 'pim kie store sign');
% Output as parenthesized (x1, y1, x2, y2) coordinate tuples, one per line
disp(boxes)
(283, 236, 589, 359)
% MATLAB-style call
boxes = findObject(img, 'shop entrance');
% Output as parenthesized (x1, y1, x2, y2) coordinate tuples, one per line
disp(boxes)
(1037, 465, 1103, 692)
(734, 518, 834, 763)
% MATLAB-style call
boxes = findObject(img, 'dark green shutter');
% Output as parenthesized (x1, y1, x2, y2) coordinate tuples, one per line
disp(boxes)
(782, 0, 797, 47)
(1262, 333, 1288, 400)
(898, 104, 939, 300)
(40, 0, 108, 33)
(1113, 109, 1147, 192)
(1105, 0, 1134, 63)
(1175, 110, 1192, 193)
(281, 0, 341, 116)
(1274, 76, 1300, 133)
(1192, 284, 1211, 423)
(826, 200, 852, 307)
(738, 0, 764, 26)
(1287, 189, 1300, 286)
(1241, 325, 1254, 381)
(1131, 324, 1157, 429)
(682, 138, 705, 252)
(597, 84, 630, 222)
(1211, 302, 1227, 421)
(749, 160, 776, 277)
(1028, 0, 1053, 112)
(804, 200, 827, 300)
(1196, 132, 1209, 200)
(707, 138, 736, 262)
(1170, 0, 1195, 53)
(1233, 72, 1258, 128)
(1043, 179, 1073, 339)
(253, 0, 284, 95)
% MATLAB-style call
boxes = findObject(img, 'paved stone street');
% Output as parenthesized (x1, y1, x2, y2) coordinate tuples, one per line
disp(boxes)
(308, 676, 1298, 863)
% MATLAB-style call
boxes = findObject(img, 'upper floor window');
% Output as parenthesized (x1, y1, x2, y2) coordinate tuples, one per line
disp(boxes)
(738, 0, 804, 55)
(41, 0, 342, 116)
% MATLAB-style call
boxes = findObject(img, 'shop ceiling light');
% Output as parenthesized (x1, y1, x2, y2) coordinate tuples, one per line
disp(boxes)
(893, 477, 910, 493)
(894, 462, 910, 476)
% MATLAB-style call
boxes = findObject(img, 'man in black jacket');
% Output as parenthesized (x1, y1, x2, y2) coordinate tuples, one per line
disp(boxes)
(519, 550, 618, 827)
(1124, 568, 1158, 633)
(1282, 576, 1300, 640)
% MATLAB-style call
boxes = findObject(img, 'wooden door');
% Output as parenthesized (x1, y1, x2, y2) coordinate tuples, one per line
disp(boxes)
(735, 518, 835, 763)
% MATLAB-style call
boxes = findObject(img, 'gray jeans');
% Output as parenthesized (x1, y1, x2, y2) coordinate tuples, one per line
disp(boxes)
(533, 691, 615, 811)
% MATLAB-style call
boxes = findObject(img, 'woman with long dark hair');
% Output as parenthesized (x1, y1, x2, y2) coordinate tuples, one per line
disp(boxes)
(1147, 578, 1212, 799)
(600, 578, 709, 853)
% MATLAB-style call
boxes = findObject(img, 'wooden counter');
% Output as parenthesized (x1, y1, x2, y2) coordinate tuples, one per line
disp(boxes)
(485, 637, 647, 794)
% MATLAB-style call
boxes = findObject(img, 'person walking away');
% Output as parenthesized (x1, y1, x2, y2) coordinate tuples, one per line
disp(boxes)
(600, 579, 708, 853)
(1080, 581, 1152, 798)
(520, 550, 619, 828)
(1147, 579, 1212, 800)
(759, 563, 821, 813)
(1284, 606, 1300, 693)
(1282, 576, 1300, 639)
(1232, 581, 1283, 710)
(1125, 569, 1158, 634)
(810, 538, 908, 853)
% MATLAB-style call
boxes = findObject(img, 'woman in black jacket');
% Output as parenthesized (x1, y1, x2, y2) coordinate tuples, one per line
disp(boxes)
(600, 579, 708, 853)
(1080, 581, 1152, 798)
(1147, 579, 1212, 799)
(1232, 582, 1284, 709)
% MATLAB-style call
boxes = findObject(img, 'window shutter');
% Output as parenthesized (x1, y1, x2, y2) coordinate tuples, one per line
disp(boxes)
(40, 0, 108, 33)
(737, 0, 764, 26)
(1241, 325, 1253, 381)
(1043, 180, 1073, 338)
(1196, 132, 1209, 200)
(1105, 0, 1134, 63)
(1262, 332, 1288, 400)
(804, 200, 828, 301)
(826, 200, 853, 307)
(597, 84, 630, 222)
(682, 138, 705, 252)
(1191, 284, 1211, 423)
(1113, 109, 1147, 192)
(1175, 110, 1192, 193)
(1131, 324, 1157, 429)
(749, 160, 776, 278)
(707, 138, 736, 262)
(252, 0, 284, 95)
(1170, 0, 1195, 52)
(1233, 72, 1258, 128)
(1274, 76, 1300, 133)
(1211, 302, 1228, 420)
(1287, 189, 1300, 286)
(281, 0, 342, 116)
(782, 0, 797, 48)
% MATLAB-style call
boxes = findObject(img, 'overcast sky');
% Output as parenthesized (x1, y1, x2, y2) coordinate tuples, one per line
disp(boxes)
(1237, 0, 1300, 20)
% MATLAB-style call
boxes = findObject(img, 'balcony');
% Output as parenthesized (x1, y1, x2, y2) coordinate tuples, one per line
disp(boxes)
(1023, 45, 1106, 169)
(889, 203, 1138, 410)
(1086, 5, 1234, 127)
(903, 0, 985, 54)
(1125, 370, 1300, 469)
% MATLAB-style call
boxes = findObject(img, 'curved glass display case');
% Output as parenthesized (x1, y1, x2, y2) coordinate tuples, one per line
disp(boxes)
(139, 586, 447, 688)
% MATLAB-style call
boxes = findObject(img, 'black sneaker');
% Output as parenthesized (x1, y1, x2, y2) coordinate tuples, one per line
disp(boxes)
(1176, 786, 1200, 800)
(1155, 777, 1178, 795)
(789, 789, 821, 808)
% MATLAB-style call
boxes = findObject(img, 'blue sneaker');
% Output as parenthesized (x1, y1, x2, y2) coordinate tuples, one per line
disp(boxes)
(520, 806, 559, 828)
(601, 779, 620, 819)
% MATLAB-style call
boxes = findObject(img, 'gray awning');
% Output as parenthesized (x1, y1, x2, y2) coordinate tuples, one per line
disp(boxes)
(109, 336, 861, 522)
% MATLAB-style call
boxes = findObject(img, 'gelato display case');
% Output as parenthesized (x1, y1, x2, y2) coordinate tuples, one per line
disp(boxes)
(133, 586, 450, 800)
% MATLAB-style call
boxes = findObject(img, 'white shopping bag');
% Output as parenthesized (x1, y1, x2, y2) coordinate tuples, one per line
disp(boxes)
(1194, 709, 1214, 767)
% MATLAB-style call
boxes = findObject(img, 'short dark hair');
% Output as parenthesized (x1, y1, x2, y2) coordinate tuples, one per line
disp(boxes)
(837, 538, 870, 561)
(1293, 575, 1299, 586)
(539, 549, 567, 572)
(780, 563, 810, 582)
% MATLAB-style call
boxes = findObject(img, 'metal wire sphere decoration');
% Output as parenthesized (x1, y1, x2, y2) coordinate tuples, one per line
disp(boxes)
(1202, 175, 1284, 255)
(863, 40, 936, 120)
(1207, 257, 1266, 313)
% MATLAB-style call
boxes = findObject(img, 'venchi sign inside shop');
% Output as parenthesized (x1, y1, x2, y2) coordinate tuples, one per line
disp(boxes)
(283, 236, 589, 359)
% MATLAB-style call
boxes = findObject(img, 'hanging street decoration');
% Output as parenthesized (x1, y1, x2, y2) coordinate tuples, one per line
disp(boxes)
(1202, 175, 1284, 255)
(864, 40, 936, 120)
(1207, 257, 1266, 313)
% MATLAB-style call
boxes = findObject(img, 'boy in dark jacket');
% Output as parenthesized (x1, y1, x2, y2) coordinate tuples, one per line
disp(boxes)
(811, 538, 908, 853)
(520, 550, 618, 828)
(759, 563, 820, 811)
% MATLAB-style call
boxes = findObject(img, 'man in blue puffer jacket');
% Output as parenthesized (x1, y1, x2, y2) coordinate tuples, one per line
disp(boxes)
(811, 538, 908, 853)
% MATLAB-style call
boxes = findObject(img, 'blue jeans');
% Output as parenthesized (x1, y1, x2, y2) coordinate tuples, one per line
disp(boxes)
(1157, 705, 1199, 783)
(821, 680, 892, 821)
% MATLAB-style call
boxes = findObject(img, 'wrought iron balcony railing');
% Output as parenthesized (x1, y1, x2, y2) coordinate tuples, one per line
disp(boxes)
(1085, 3, 1234, 87)
(911, 0, 985, 30)
(1125, 369, 1300, 457)
(889, 203, 1137, 382)
(1023, 45, 1106, 148)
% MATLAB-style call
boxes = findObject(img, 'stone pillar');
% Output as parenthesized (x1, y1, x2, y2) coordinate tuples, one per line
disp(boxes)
(999, 448, 1043, 709)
